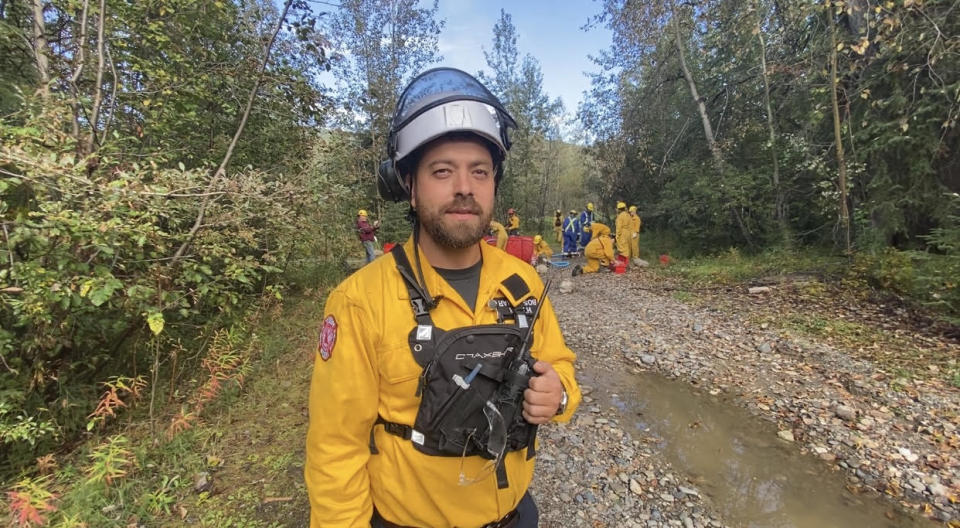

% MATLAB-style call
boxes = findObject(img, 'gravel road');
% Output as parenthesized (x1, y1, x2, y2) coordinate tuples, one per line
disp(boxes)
(530, 264, 958, 527)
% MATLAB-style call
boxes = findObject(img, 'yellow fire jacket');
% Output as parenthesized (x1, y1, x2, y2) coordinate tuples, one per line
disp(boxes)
(533, 239, 553, 258)
(615, 211, 631, 255)
(586, 222, 611, 240)
(305, 237, 581, 528)
(629, 214, 642, 236)
(489, 220, 508, 249)
(506, 214, 520, 233)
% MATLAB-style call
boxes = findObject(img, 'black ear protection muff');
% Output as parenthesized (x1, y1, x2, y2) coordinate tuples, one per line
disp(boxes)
(378, 159, 409, 203)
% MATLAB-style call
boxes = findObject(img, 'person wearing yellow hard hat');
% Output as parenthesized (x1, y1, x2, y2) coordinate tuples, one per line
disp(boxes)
(578, 202, 595, 251)
(561, 209, 580, 256)
(489, 219, 508, 250)
(571, 222, 615, 276)
(532, 234, 553, 263)
(553, 209, 563, 243)
(506, 207, 520, 235)
(356, 209, 380, 263)
(628, 205, 642, 260)
(614, 201, 631, 264)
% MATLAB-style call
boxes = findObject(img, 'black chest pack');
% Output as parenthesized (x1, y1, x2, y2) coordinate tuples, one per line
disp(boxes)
(372, 245, 547, 489)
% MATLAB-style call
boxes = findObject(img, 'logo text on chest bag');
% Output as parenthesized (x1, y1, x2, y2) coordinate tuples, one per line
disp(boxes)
(454, 350, 509, 361)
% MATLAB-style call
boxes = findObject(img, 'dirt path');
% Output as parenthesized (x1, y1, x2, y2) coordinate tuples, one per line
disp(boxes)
(177, 266, 959, 527)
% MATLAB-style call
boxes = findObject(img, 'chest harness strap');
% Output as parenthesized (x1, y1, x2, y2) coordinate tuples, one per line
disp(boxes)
(371, 244, 537, 489)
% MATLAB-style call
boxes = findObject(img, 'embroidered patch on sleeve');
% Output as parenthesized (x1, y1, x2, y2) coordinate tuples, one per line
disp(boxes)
(318, 315, 338, 361)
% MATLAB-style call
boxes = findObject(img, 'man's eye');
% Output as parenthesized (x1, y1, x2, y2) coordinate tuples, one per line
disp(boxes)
(434, 168, 451, 177)
(474, 169, 490, 178)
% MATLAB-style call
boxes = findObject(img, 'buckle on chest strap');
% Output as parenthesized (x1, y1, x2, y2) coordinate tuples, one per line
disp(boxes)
(375, 416, 417, 442)
(410, 298, 429, 317)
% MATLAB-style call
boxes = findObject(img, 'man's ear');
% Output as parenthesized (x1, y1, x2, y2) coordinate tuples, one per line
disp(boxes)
(406, 174, 416, 209)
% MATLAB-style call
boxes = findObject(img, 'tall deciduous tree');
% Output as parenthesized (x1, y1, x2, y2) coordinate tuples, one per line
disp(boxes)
(325, 0, 442, 185)
(481, 10, 563, 233)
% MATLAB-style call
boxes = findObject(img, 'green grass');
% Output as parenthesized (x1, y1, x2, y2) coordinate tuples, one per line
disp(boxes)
(671, 290, 694, 303)
(653, 245, 848, 285)
(4, 262, 344, 528)
(780, 314, 872, 341)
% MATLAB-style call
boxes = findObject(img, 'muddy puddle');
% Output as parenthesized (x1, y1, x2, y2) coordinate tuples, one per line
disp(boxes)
(579, 367, 935, 528)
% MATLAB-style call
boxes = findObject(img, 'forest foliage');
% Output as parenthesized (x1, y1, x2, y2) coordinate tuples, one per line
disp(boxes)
(0, 0, 958, 525)
(580, 0, 959, 312)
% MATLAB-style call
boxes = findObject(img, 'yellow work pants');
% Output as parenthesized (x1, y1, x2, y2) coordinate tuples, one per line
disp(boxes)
(584, 238, 613, 273)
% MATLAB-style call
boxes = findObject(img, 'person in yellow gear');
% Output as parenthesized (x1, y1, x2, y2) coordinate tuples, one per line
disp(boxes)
(306, 67, 580, 528)
(614, 201, 631, 260)
(506, 207, 520, 235)
(572, 222, 615, 275)
(553, 209, 563, 243)
(628, 205, 642, 259)
(584, 220, 610, 241)
(489, 219, 509, 250)
(532, 234, 553, 263)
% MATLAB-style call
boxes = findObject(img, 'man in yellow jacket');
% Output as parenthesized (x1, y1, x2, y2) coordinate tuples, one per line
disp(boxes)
(489, 219, 509, 250)
(573, 222, 615, 275)
(628, 205, 642, 259)
(614, 201, 631, 259)
(553, 209, 562, 243)
(506, 208, 520, 235)
(306, 67, 580, 528)
(532, 234, 553, 263)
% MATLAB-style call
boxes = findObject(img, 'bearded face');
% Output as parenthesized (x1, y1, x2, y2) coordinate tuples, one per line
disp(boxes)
(410, 137, 496, 249)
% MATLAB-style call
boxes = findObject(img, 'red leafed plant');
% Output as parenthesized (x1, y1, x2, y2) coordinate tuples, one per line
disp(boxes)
(86, 376, 147, 431)
(5, 477, 57, 527)
(166, 327, 251, 439)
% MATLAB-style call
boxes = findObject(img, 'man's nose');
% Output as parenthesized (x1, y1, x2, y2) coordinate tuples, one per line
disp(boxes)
(451, 169, 474, 196)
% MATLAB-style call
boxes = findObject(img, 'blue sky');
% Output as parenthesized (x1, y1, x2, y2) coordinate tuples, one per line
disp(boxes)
(436, 0, 611, 114)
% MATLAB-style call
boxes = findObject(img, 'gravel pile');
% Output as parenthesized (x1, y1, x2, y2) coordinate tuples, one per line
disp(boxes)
(532, 265, 958, 525)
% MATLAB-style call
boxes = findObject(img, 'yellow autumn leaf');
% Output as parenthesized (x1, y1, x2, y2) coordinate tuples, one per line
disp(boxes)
(851, 38, 870, 55)
(146, 312, 164, 336)
(860, 89, 870, 99)
(80, 280, 93, 298)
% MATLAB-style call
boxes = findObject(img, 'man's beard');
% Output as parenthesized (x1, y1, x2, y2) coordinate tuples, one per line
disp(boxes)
(417, 196, 492, 249)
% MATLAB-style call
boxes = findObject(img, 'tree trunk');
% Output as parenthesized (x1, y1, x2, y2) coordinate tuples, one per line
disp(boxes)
(86, 0, 107, 154)
(31, 0, 49, 95)
(827, 0, 851, 253)
(674, 21, 722, 167)
(69, 0, 90, 141)
(756, 16, 791, 247)
(673, 17, 752, 246)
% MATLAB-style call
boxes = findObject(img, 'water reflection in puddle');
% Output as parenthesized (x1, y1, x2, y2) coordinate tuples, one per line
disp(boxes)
(580, 369, 934, 528)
